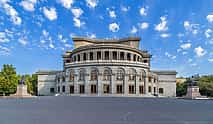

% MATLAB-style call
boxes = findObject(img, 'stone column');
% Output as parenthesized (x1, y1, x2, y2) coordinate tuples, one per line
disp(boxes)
(85, 72, 89, 94)
(124, 52, 127, 61)
(118, 51, 120, 60)
(135, 75, 139, 95)
(98, 72, 102, 95)
(111, 74, 116, 94)
(124, 74, 128, 95)
(94, 50, 97, 60)
(109, 50, 112, 60)
(145, 76, 149, 95)
(74, 74, 78, 94)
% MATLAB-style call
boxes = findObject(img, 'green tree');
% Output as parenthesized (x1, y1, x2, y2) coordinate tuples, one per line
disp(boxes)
(31, 74, 38, 95)
(198, 75, 213, 97)
(0, 64, 18, 95)
(176, 81, 187, 97)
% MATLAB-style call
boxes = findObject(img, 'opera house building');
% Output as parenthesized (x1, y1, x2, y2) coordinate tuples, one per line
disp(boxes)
(36, 37, 177, 97)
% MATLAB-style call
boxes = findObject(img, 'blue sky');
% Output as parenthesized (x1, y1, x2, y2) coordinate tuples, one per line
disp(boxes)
(0, 0, 213, 77)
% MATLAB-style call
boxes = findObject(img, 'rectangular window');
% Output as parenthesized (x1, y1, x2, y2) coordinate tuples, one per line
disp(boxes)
(91, 84, 97, 94)
(133, 55, 136, 61)
(127, 53, 131, 61)
(77, 54, 80, 61)
(90, 52, 93, 60)
(116, 84, 123, 94)
(79, 84, 85, 94)
(97, 51, 101, 60)
(159, 88, 164, 94)
(104, 51, 109, 60)
(148, 86, 152, 93)
(154, 87, 156, 93)
(120, 52, 124, 60)
(62, 86, 65, 92)
(139, 85, 144, 94)
(149, 77, 152, 82)
(58, 86, 60, 92)
(112, 51, 117, 60)
(50, 88, 55, 93)
(129, 85, 135, 94)
(70, 85, 74, 94)
(83, 53, 87, 61)
(103, 84, 110, 94)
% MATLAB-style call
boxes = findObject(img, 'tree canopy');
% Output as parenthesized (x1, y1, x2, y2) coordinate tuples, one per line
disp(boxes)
(0, 64, 37, 96)
(176, 75, 213, 97)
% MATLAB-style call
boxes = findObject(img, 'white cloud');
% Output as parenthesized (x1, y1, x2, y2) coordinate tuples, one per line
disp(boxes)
(188, 58, 192, 63)
(86, 32, 96, 39)
(73, 18, 85, 28)
(49, 43, 55, 49)
(109, 10, 116, 18)
(0, 32, 9, 43)
(86, 0, 98, 8)
(42, 29, 49, 37)
(206, 14, 213, 23)
(130, 26, 137, 34)
(140, 22, 149, 29)
(165, 52, 176, 59)
(190, 63, 197, 67)
(64, 44, 72, 48)
(139, 7, 147, 16)
(180, 43, 191, 49)
(155, 16, 168, 32)
(121, 6, 129, 12)
(194, 46, 207, 57)
(57, 0, 74, 9)
(109, 23, 119, 32)
(0, 0, 22, 25)
(177, 33, 184, 38)
(20, 0, 37, 12)
(160, 33, 170, 38)
(43, 7, 57, 21)
(183, 21, 199, 35)
(208, 58, 213, 62)
(71, 8, 83, 18)
(205, 29, 212, 38)
(18, 38, 28, 46)
(58, 34, 67, 43)
(184, 21, 190, 29)
(0, 45, 10, 56)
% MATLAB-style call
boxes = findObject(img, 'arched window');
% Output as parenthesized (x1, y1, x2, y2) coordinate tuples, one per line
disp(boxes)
(139, 70, 145, 81)
(133, 54, 136, 61)
(91, 69, 98, 81)
(128, 68, 136, 81)
(103, 69, 111, 81)
(79, 69, 85, 81)
(127, 53, 131, 61)
(70, 70, 75, 81)
(117, 68, 124, 80)
(62, 76, 65, 82)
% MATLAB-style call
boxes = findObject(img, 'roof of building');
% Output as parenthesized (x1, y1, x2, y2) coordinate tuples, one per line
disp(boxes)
(151, 70, 177, 75)
(72, 36, 141, 49)
(35, 70, 62, 75)
(72, 37, 141, 43)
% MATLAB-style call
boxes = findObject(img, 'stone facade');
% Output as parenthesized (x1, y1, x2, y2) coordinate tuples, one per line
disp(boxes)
(36, 37, 177, 97)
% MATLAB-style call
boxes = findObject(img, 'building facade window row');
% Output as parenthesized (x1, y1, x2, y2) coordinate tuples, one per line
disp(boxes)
(68, 50, 148, 63)
(66, 68, 148, 82)
(56, 84, 164, 95)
